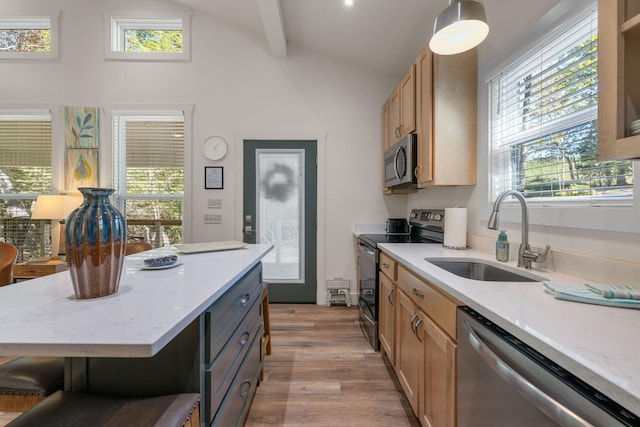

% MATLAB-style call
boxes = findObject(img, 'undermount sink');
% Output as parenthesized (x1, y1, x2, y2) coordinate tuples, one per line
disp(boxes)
(425, 258, 547, 282)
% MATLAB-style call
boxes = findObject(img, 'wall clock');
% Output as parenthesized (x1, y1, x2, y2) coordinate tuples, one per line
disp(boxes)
(203, 136, 228, 161)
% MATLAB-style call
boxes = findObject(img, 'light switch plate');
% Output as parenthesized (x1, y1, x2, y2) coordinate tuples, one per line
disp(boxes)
(208, 199, 222, 209)
(204, 214, 222, 224)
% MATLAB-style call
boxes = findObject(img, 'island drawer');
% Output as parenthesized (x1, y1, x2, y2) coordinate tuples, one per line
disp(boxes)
(205, 263, 263, 364)
(205, 297, 261, 419)
(210, 330, 262, 427)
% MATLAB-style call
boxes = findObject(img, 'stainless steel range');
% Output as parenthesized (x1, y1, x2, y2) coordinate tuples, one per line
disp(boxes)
(357, 209, 445, 350)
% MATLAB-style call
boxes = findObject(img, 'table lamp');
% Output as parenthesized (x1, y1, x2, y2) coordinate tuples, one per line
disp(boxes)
(31, 194, 83, 256)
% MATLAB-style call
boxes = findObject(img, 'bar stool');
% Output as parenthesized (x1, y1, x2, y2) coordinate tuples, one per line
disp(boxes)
(7, 391, 200, 427)
(0, 357, 64, 412)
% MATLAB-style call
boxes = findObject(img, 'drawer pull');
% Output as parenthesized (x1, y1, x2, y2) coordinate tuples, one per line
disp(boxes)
(382, 263, 390, 269)
(239, 331, 250, 346)
(412, 288, 424, 299)
(387, 288, 394, 305)
(240, 293, 251, 306)
(239, 379, 252, 398)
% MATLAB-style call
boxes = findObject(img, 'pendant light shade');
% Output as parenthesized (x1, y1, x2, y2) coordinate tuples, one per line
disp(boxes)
(429, 0, 489, 55)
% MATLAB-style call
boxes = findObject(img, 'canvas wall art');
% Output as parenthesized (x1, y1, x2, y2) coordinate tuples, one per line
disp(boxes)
(65, 106, 99, 148)
(65, 149, 98, 192)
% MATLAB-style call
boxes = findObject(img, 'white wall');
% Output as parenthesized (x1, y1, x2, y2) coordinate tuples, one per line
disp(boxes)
(0, 0, 399, 303)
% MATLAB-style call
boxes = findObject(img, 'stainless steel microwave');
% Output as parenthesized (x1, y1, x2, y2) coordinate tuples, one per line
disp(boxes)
(384, 133, 417, 188)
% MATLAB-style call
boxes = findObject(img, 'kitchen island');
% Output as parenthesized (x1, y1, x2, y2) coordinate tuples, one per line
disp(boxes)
(380, 243, 640, 419)
(0, 243, 272, 426)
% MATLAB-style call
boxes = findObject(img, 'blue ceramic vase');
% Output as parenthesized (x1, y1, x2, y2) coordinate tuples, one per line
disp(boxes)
(65, 188, 126, 299)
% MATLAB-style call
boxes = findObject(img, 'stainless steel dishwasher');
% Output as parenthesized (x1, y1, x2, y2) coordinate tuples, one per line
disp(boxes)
(457, 306, 640, 427)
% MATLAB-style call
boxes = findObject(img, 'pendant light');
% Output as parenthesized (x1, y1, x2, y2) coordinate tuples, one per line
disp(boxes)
(429, 0, 489, 55)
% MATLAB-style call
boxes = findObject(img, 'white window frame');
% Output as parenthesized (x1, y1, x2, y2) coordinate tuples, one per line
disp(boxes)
(479, 0, 640, 234)
(102, 10, 191, 62)
(0, 12, 59, 59)
(105, 105, 193, 242)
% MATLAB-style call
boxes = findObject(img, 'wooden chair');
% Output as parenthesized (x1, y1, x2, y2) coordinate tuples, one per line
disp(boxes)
(0, 242, 18, 287)
(125, 241, 153, 256)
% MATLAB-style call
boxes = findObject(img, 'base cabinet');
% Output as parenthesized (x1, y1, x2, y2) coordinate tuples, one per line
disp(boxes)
(394, 263, 460, 427)
(395, 289, 422, 414)
(419, 313, 456, 427)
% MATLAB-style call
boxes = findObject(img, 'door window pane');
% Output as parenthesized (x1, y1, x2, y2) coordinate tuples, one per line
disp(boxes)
(257, 150, 304, 282)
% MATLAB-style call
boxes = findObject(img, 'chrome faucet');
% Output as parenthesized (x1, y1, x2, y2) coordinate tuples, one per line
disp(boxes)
(488, 190, 550, 269)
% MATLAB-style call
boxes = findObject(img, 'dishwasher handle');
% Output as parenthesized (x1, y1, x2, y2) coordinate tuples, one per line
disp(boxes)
(463, 320, 595, 427)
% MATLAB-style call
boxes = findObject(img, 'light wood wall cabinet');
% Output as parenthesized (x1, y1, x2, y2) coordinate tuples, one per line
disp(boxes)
(415, 46, 477, 187)
(379, 252, 397, 365)
(383, 65, 417, 152)
(598, 0, 640, 159)
(395, 263, 461, 427)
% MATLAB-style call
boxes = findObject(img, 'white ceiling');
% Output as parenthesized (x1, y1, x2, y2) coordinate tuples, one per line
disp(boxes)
(170, 0, 562, 78)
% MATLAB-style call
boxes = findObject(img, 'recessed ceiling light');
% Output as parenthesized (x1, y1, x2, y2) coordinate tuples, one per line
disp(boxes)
(344, 0, 354, 7)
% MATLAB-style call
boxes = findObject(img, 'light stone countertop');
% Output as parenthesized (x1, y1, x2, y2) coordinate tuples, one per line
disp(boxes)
(379, 243, 640, 417)
(0, 244, 273, 358)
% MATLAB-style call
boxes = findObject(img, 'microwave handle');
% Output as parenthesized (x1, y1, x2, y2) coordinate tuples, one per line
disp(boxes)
(394, 147, 402, 180)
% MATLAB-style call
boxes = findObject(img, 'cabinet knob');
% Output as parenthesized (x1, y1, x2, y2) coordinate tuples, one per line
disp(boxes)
(239, 380, 252, 398)
(239, 331, 250, 346)
(240, 293, 250, 306)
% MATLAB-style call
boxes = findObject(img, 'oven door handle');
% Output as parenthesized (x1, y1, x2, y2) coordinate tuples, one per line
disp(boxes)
(463, 320, 594, 427)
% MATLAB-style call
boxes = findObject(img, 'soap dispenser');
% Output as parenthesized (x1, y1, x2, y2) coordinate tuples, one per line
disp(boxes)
(496, 230, 509, 262)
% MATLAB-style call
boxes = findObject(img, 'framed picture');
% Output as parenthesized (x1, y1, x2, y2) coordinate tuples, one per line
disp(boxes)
(205, 166, 223, 189)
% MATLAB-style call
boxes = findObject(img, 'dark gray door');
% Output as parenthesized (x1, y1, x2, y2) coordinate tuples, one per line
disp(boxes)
(243, 140, 317, 303)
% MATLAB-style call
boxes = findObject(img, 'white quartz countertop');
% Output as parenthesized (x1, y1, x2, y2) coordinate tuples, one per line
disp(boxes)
(0, 244, 272, 358)
(379, 243, 640, 417)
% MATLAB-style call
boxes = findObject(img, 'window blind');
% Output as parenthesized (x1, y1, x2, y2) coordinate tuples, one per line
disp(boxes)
(489, 5, 633, 206)
(112, 114, 184, 246)
(0, 113, 52, 261)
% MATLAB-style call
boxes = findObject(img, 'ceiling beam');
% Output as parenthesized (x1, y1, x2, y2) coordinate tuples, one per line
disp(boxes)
(256, 0, 287, 58)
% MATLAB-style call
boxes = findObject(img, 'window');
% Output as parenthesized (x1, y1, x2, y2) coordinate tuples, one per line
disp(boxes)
(0, 112, 52, 260)
(489, 4, 633, 206)
(113, 113, 184, 247)
(0, 14, 59, 59)
(104, 11, 191, 61)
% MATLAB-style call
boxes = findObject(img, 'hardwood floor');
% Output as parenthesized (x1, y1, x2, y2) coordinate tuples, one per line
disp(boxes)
(245, 303, 420, 427)
(0, 304, 420, 427)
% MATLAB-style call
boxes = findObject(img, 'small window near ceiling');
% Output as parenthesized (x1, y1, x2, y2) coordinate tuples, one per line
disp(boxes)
(489, 4, 633, 206)
(104, 11, 191, 61)
(0, 112, 53, 261)
(0, 14, 59, 59)
(112, 113, 184, 247)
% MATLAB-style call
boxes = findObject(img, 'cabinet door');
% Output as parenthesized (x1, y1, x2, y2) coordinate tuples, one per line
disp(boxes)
(395, 289, 421, 414)
(419, 314, 456, 427)
(388, 87, 401, 144)
(382, 100, 391, 152)
(379, 273, 396, 365)
(400, 64, 416, 138)
(598, 0, 640, 159)
(415, 46, 433, 185)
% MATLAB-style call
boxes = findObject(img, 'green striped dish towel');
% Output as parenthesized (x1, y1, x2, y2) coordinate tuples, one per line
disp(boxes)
(543, 281, 640, 309)
(585, 283, 640, 300)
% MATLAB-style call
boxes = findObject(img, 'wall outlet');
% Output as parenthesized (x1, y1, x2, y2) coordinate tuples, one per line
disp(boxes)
(208, 198, 222, 209)
(204, 214, 222, 224)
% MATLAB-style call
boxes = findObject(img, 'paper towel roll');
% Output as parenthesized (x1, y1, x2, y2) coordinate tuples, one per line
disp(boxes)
(444, 207, 467, 249)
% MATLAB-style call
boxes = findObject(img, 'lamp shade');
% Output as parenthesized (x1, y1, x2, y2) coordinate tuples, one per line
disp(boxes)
(429, 0, 489, 55)
(32, 195, 83, 220)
